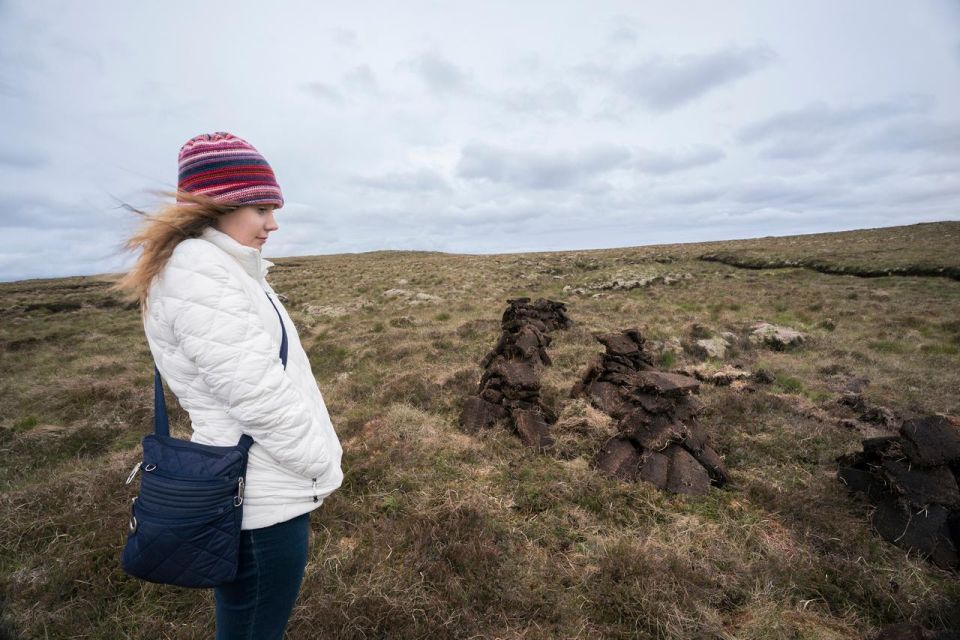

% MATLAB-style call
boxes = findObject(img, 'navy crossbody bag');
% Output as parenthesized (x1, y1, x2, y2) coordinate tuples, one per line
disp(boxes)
(121, 291, 289, 588)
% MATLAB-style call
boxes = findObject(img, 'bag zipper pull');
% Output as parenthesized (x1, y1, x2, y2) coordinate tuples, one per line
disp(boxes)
(125, 461, 142, 485)
(234, 477, 245, 507)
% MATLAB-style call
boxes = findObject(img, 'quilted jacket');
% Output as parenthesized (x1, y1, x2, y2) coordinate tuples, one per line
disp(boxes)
(142, 226, 343, 530)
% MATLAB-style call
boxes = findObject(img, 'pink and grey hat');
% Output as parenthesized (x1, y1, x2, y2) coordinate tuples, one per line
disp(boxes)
(177, 132, 284, 207)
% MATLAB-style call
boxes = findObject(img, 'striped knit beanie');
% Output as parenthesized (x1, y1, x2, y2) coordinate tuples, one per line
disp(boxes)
(177, 132, 284, 207)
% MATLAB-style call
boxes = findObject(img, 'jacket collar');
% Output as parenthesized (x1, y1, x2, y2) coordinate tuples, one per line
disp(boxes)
(200, 226, 274, 281)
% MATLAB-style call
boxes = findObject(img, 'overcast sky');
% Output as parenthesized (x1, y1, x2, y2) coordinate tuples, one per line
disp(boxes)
(1, 1, 958, 282)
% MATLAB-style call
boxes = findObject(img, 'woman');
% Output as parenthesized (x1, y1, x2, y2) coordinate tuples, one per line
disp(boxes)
(112, 132, 343, 639)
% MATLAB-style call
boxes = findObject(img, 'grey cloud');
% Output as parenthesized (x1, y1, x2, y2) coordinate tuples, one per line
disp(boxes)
(402, 51, 469, 95)
(302, 67, 379, 106)
(728, 175, 875, 212)
(302, 82, 345, 105)
(857, 120, 960, 155)
(330, 28, 358, 48)
(634, 145, 724, 174)
(457, 143, 630, 189)
(734, 180, 824, 207)
(0, 148, 47, 169)
(739, 96, 929, 143)
(618, 45, 776, 111)
(886, 179, 960, 205)
(606, 17, 639, 46)
(738, 97, 932, 161)
(0, 192, 123, 230)
(757, 137, 835, 161)
(657, 185, 728, 205)
(343, 65, 379, 95)
(571, 61, 617, 85)
(448, 200, 550, 227)
(50, 34, 104, 71)
(352, 168, 451, 193)
(496, 82, 580, 117)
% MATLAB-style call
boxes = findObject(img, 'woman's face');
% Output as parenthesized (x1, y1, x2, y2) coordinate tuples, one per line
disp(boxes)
(214, 205, 279, 250)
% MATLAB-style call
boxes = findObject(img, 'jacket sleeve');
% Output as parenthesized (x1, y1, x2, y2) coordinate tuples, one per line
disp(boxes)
(166, 256, 332, 479)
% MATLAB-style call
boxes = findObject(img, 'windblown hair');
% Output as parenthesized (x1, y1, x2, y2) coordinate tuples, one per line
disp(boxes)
(110, 191, 239, 311)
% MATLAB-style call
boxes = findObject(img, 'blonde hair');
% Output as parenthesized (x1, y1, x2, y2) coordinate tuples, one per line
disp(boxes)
(110, 191, 240, 311)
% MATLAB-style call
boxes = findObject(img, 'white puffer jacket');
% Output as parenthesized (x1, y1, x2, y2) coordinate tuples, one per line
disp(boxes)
(142, 226, 343, 530)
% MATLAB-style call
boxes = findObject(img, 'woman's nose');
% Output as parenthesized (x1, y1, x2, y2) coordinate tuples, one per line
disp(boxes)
(266, 212, 279, 231)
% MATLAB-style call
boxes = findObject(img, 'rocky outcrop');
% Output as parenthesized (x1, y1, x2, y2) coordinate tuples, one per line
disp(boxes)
(572, 329, 728, 495)
(749, 322, 806, 350)
(837, 414, 960, 570)
(459, 298, 573, 450)
(562, 271, 693, 296)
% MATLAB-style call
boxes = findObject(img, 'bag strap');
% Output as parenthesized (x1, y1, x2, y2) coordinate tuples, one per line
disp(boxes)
(154, 290, 289, 438)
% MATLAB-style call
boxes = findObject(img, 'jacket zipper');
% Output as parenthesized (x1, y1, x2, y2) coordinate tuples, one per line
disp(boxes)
(312, 477, 318, 503)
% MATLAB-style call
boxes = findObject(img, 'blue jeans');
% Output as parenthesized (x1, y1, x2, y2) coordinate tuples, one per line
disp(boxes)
(214, 512, 310, 640)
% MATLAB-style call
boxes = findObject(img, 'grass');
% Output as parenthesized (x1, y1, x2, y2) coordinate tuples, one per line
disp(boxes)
(1, 222, 959, 638)
(699, 221, 960, 280)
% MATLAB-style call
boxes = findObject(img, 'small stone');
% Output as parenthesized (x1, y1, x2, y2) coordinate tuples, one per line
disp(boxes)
(302, 303, 350, 318)
(684, 364, 751, 386)
(691, 337, 728, 360)
(749, 322, 806, 350)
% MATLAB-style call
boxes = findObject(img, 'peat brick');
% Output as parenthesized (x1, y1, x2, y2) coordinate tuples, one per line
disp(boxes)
(631, 371, 700, 397)
(460, 396, 508, 432)
(901, 415, 960, 466)
(512, 408, 554, 451)
(665, 445, 711, 495)
(637, 449, 670, 489)
(594, 436, 640, 481)
(882, 459, 960, 507)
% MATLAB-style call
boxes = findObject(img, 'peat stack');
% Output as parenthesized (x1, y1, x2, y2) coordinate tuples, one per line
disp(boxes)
(837, 414, 960, 570)
(573, 329, 728, 495)
(459, 298, 573, 451)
